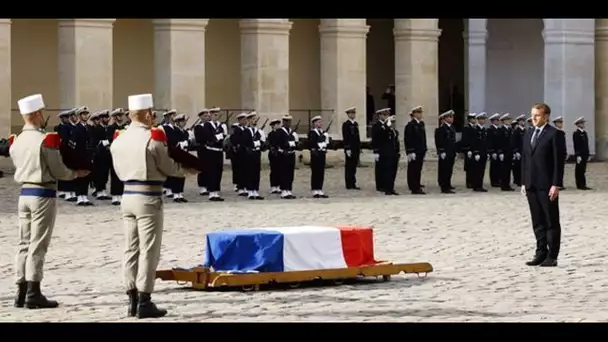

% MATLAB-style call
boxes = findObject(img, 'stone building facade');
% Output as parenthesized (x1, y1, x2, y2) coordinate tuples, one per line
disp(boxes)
(0, 18, 605, 157)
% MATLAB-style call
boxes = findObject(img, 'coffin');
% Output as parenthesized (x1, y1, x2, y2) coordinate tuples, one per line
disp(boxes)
(203, 225, 378, 273)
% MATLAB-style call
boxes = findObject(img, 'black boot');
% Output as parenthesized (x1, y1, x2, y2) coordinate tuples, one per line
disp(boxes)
(127, 289, 138, 317)
(13, 282, 27, 308)
(137, 292, 167, 319)
(24, 281, 59, 309)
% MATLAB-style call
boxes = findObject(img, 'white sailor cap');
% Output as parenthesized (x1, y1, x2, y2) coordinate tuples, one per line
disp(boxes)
(92, 111, 103, 120)
(128, 94, 154, 111)
(515, 114, 526, 121)
(269, 119, 281, 125)
(476, 112, 487, 119)
(163, 109, 177, 117)
(209, 107, 221, 112)
(376, 108, 391, 115)
(410, 106, 423, 114)
(344, 107, 356, 113)
(110, 108, 125, 116)
(574, 116, 586, 125)
(311, 115, 322, 123)
(98, 110, 110, 118)
(237, 113, 248, 119)
(439, 110, 455, 119)
(489, 113, 500, 121)
(57, 108, 74, 118)
(552, 116, 564, 123)
(246, 111, 258, 118)
(500, 113, 511, 121)
(76, 106, 90, 115)
(282, 114, 293, 120)
(174, 113, 187, 121)
(17, 94, 45, 115)
(232, 123, 239, 127)
(526, 117, 533, 122)
(467, 112, 477, 118)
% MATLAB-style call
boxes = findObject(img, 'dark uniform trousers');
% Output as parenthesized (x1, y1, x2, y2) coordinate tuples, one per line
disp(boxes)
(110, 162, 124, 196)
(310, 150, 326, 190)
(247, 151, 262, 191)
(575, 157, 588, 188)
(379, 153, 398, 192)
(206, 148, 224, 192)
(93, 149, 111, 192)
(472, 155, 487, 189)
(464, 156, 473, 187)
(197, 148, 207, 189)
(500, 152, 513, 189)
(344, 150, 360, 189)
(407, 153, 425, 191)
(269, 152, 280, 188)
(512, 157, 522, 186)
(279, 152, 296, 191)
(438, 154, 455, 190)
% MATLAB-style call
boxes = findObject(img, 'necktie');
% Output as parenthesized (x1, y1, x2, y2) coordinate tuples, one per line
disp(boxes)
(531, 128, 541, 147)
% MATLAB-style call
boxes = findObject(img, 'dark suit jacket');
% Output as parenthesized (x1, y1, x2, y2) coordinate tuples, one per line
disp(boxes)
(522, 124, 566, 190)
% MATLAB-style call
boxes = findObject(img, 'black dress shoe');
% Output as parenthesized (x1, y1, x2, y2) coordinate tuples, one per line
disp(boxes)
(501, 187, 515, 192)
(14, 282, 27, 308)
(255, 196, 264, 200)
(384, 190, 399, 196)
(209, 197, 224, 202)
(539, 258, 558, 267)
(411, 190, 426, 195)
(525, 255, 548, 266)
(578, 186, 592, 190)
(441, 189, 455, 194)
(449, 186, 455, 190)
(473, 188, 487, 192)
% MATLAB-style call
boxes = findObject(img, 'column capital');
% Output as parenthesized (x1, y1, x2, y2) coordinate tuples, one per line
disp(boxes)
(319, 19, 369, 38)
(543, 30, 595, 45)
(0, 19, 11, 25)
(239, 19, 292, 35)
(153, 19, 209, 32)
(58, 19, 116, 29)
(463, 31, 488, 45)
(394, 19, 441, 42)
(596, 19, 608, 41)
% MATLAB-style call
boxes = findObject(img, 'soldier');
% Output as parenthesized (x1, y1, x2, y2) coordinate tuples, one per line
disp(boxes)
(171, 114, 190, 202)
(307, 115, 330, 198)
(272, 114, 299, 199)
(91, 110, 112, 200)
(388, 115, 401, 188)
(526, 116, 533, 129)
(160, 109, 177, 197)
(193, 109, 210, 195)
(552, 116, 568, 162)
(107, 109, 127, 205)
(228, 122, 240, 192)
(267, 119, 282, 194)
(230, 113, 249, 196)
(487, 113, 502, 187)
(511, 114, 527, 187)
(435, 110, 457, 194)
(404, 106, 427, 195)
(371, 108, 398, 195)
(497, 113, 515, 191)
(573, 117, 591, 190)
(54, 109, 75, 199)
(201, 108, 228, 201)
(242, 112, 265, 200)
(9, 94, 90, 309)
(461, 112, 477, 188)
(62, 109, 80, 202)
(471, 112, 489, 192)
(341, 107, 361, 190)
(71, 106, 94, 206)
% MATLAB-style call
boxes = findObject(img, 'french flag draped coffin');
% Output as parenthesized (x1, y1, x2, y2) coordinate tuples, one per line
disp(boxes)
(204, 226, 378, 273)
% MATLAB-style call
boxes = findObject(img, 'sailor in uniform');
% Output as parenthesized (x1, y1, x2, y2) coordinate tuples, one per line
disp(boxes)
(435, 110, 457, 193)
(497, 113, 515, 191)
(471, 112, 489, 192)
(573, 117, 591, 190)
(404, 106, 427, 195)
(227, 122, 240, 192)
(241, 112, 265, 200)
(267, 119, 282, 194)
(54, 109, 75, 199)
(108, 108, 127, 205)
(511, 114, 527, 187)
(160, 109, 177, 197)
(487, 113, 502, 187)
(461, 113, 477, 189)
(307, 115, 330, 198)
(193, 108, 210, 195)
(273, 114, 299, 199)
(341, 107, 361, 190)
(91, 110, 112, 200)
(371, 108, 398, 195)
(171, 113, 190, 202)
(10, 94, 90, 309)
(72, 106, 94, 206)
(202, 108, 228, 201)
(230, 113, 249, 196)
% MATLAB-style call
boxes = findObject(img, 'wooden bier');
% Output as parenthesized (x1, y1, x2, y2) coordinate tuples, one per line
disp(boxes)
(156, 262, 433, 291)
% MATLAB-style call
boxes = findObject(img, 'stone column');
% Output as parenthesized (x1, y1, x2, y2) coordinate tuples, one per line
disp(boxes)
(58, 19, 115, 111)
(595, 19, 608, 160)
(153, 19, 208, 117)
(239, 19, 292, 126)
(543, 19, 595, 156)
(319, 19, 369, 137)
(464, 19, 487, 114)
(0, 20, 10, 137)
(394, 19, 441, 156)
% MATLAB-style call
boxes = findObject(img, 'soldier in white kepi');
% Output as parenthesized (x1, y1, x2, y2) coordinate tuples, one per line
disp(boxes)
(111, 93, 186, 319)
(9, 94, 90, 309)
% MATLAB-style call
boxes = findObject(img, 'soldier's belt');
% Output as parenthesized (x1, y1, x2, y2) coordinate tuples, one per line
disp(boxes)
(123, 180, 164, 196)
(20, 183, 57, 198)
(205, 146, 223, 152)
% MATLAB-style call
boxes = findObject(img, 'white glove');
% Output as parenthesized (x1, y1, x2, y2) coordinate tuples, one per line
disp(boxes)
(215, 133, 224, 141)
(499, 154, 504, 161)
(292, 132, 299, 141)
(408, 153, 416, 161)
(387, 120, 392, 127)
(221, 124, 228, 135)
(467, 151, 472, 158)
(346, 150, 352, 158)
(577, 156, 582, 164)
(254, 141, 261, 148)
(492, 153, 497, 160)
(288, 141, 296, 147)
(515, 152, 521, 160)
(440, 152, 446, 160)
(373, 154, 380, 162)
(259, 130, 266, 142)
(101, 140, 110, 147)
(323, 132, 329, 139)
(474, 154, 480, 161)
(318, 142, 327, 149)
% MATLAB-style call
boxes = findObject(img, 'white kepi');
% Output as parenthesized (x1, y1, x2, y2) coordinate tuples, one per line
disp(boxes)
(18, 94, 45, 115)
(128, 93, 154, 111)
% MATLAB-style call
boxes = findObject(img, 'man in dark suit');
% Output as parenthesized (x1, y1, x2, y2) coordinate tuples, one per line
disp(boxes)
(521, 103, 566, 267)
